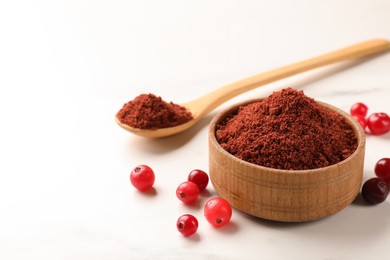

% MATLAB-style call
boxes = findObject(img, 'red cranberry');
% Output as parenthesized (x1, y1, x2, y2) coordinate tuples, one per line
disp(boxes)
(188, 169, 209, 192)
(375, 158, 390, 183)
(361, 177, 389, 204)
(350, 102, 368, 117)
(367, 112, 390, 135)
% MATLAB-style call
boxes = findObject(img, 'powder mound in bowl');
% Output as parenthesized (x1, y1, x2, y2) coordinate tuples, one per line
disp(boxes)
(215, 88, 358, 170)
(116, 94, 193, 129)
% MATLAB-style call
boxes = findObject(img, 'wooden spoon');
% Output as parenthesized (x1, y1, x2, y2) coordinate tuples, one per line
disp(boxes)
(116, 39, 390, 138)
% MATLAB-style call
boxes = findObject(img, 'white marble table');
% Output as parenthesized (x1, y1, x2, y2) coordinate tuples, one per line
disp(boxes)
(1, 0, 390, 259)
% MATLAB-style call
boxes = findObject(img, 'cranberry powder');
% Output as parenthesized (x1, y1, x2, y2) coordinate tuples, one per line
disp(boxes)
(215, 88, 358, 170)
(116, 94, 193, 129)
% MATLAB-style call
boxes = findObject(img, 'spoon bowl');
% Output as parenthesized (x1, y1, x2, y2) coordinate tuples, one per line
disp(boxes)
(116, 39, 389, 138)
(115, 115, 198, 138)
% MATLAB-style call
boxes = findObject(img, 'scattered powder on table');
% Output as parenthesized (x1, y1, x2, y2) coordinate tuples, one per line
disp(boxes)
(116, 94, 193, 129)
(215, 88, 358, 170)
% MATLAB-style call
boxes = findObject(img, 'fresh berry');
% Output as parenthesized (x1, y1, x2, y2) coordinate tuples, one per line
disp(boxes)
(176, 214, 198, 237)
(176, 181, 199, 205)
(204, 197, 232, 227)
(361, 177, 389, 204)
(367, 112, 390, 135)
(353, 115, 367, 130)
(375, 158, 390, 183)
(188, 169, 209, 192)
(130, 165, 155, 191)
(350, 102, 368, 117)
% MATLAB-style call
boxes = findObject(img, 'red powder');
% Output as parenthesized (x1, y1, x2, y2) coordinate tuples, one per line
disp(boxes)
(116, 94, 193, 129)
(215, 88, 357, 170)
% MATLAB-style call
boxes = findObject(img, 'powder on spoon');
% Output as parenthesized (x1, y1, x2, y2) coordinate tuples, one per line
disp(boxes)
(215, 88, 357, 170)
(116, 94, 193, 129)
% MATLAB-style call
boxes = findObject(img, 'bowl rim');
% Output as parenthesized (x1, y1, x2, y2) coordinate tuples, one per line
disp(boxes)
(209, 98, 366, 175)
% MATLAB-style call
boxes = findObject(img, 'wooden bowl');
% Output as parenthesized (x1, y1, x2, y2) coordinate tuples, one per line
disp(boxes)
(209, 100, 366, 222)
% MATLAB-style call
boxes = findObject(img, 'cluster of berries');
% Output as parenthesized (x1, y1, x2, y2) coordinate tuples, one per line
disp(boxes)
(130, 165, 232, 237)
(350, 102, 390, 135)
(350, 103, 390, 204)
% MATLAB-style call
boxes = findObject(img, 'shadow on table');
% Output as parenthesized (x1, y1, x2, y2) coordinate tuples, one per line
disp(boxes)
(126, 112, 217, 153)
(237, 192, 390, 248)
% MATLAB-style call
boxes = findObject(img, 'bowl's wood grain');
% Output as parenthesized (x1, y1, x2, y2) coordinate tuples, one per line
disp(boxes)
(209, 100, 365, 222)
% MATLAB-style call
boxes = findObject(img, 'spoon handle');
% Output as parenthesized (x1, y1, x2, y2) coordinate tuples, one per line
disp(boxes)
(187, 39, 390, 116)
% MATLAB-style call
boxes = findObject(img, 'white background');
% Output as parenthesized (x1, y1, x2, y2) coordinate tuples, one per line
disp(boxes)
(1, 0, 390, 259)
